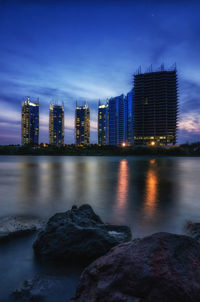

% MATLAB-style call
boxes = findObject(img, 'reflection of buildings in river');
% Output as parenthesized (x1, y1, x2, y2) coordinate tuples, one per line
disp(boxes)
(116, 159, 129, 213)
(20, 160, 40, 201)
(69, 159, 99, 203)
(72, 161, 90, 199)
(140, 158, 183, 235)
(44, 161, 63, 199)
(144, 159, 158, 218)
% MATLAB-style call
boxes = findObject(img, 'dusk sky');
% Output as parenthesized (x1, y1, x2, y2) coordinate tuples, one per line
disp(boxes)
(0, 0, 200, 144)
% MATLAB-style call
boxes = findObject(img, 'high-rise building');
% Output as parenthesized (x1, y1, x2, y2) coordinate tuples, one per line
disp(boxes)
(126, 89, 134, 145)
(98, 101, 109, 146)
(75, 103, 90, 145)
(49, 102, 64, 146)
(108, 94, 128, 146)
(133, 66, 178, 145)
(21, 97, 39, 145)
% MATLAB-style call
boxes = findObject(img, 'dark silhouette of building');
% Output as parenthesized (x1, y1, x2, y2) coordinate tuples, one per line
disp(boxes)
(133, 65, 178, 145)
(49, 102, 64, 146)
(21, 97, 39, 145)
(75, 103, 90, 145)
(98, 101, 109, 146)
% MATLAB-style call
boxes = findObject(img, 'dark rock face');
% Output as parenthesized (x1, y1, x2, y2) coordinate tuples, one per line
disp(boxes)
(0, 216, 45, 242)
(33, 204, 132, 263)
(71, 232, 200, 302)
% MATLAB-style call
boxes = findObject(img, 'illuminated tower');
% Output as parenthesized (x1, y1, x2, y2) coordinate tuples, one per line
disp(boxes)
(75, 103, 90, 146)
(133, 65, 178, 145)
(98, 101, 109, 146)
(21, 97, 39, 145)
(126, 89, 134, 145)
(108, 94, 128, 146)
(49, 102, 64, 146)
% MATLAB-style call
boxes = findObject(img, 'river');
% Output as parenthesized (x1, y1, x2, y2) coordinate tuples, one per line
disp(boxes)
(0, 155, 200, 301)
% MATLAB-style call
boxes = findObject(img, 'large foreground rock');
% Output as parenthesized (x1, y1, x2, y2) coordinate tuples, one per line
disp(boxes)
(0, 216, 45, 242)
(33, 204, 131, 263)
(185, 221, 200, 242)
(71, 232, 200, 302)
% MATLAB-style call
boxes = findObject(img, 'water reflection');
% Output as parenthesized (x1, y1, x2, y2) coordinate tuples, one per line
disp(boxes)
(62, 159, 101, 206)
(46, 161, 63, 199)
(20, 160, 40, 202)
(116, 159, 129, 212)
(1, 156, 200, 237)
(144, 159, 159, 217)
(72, 161, 91, 201)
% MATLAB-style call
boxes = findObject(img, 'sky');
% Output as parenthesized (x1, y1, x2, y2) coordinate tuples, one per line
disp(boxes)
(0, 0, 200, 144)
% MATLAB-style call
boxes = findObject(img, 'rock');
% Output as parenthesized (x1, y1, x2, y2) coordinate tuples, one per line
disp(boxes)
(0, 216, 46, 242)
(71, 232, 200, 302)
(33, 204, 131, 263)
(185, 221, 200, 242)
(13, 275, 71, 302)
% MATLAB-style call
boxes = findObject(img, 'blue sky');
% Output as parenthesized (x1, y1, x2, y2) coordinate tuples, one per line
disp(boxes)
(0, 0, 200, 144)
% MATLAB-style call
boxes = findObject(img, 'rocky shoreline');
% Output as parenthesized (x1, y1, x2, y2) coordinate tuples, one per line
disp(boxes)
(1, 205, 200, 302)
(0, 216, 46, 242)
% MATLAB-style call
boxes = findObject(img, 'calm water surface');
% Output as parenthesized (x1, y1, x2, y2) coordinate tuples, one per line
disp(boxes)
(0, 155, 200, 301)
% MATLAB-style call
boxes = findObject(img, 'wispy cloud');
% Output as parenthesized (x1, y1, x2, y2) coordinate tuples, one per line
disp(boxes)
(0, 0, 200, 144)
(179, 113, 200, 133)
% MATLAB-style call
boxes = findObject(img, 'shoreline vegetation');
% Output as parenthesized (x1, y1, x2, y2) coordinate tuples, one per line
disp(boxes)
(0, 142, 200, 156)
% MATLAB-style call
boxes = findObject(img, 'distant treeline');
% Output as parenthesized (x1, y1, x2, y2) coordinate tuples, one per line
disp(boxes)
(0, 143, 200, 156)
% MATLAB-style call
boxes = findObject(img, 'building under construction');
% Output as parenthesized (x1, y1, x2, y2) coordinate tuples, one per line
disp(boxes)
(133, 65, 178, 146)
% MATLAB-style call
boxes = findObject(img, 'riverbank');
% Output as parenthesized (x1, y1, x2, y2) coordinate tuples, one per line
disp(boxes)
(2, 206, 200, 302)
(0, 142, 200, 156)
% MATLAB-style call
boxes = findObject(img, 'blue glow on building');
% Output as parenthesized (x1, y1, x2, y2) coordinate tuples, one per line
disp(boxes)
(127, 89, 134, 145)
(108, 94, 128, 146)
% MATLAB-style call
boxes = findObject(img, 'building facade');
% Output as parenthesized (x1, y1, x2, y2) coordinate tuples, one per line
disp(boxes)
(49, 102, 64, 146)
(108, 94, 128, 146)
(126, 89, 134, 145)
(133, 67, 178, 145)
(98, 101, 109, 145)
(21, 97, 39, 145)
(75, 103, 90, 145)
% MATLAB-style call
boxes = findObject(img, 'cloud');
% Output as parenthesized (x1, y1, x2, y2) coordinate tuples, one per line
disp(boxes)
(0, 0, 200, 144)
(0, 102, 21, 122)
(178, 129, 200, 144)
(180, 79, 200, 114)
(178, 112, 200, 133)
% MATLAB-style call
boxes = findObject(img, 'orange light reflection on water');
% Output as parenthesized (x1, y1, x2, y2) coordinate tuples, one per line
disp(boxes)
(144, 159, 158, 217)
(116, 159, 129, 210)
